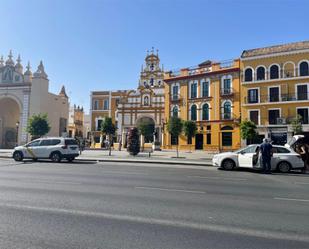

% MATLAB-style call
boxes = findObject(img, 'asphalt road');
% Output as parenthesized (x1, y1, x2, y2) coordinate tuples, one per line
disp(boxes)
(0, 158, 308, 249)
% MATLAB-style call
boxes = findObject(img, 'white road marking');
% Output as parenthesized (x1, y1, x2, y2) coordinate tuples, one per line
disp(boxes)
(188, 176, 248, 181)
(135, 186, 205, 194)
(294, 182, 309, 185)
(274, 197, 309, 202)
(0, 202, 308, 243)
(102, 171, 148, 175)
(24, 179, 82, 185)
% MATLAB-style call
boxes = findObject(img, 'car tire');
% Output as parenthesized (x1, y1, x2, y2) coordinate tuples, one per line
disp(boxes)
(221, 159, 235, 170)
(277, 161, 291, 173)
(13, 151, 23, 162)
(67, 157, 75, 162)
(50, 152, 62, 163)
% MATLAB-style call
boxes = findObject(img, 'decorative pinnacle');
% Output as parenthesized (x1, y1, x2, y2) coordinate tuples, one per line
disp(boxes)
(17, 54, 21, 64)
(8, 50, 13, 60)
(0, 55, 3, 66)
(26, 61, 31, 71)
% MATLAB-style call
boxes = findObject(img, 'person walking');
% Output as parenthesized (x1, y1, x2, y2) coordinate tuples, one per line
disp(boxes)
(260, 138, 273, 174)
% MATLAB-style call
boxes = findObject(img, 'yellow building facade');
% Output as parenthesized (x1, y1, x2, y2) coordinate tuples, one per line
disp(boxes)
(241, 41, 309, 145)
(163, 59, 241, 152)
(68, 105, 84, 138)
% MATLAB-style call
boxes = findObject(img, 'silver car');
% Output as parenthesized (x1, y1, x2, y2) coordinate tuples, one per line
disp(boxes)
(212, 144, 304, 173)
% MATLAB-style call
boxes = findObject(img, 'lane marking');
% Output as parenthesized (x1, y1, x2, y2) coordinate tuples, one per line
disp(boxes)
(274, 197, 309, 202)
(135, 186, 205, 194)
(102, 171, 148, 176)
(294, 182, 309, 185)
(0, 202, 308, 243)
(187, 176, 248, 181)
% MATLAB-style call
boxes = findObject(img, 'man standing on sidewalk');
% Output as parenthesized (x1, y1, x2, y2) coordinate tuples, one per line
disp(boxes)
(260, 138, 273, 174)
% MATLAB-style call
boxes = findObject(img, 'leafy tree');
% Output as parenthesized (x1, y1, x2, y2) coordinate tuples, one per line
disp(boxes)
(240, 120, 257, 145)
(167, 117, 183, 157)
(183, 120, 197, 152)
(291, 115, 303, 135)
(26, 113, 51, 140)
(101, 117, 116, 156)
(127, 127, 140, 156)
(138, 120, 155, 151)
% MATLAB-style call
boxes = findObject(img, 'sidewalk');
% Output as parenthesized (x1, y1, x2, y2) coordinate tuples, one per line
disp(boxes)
(0, 149, 214, 166)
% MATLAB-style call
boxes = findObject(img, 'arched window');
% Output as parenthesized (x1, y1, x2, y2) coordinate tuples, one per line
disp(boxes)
(202, 103, 209, 120)
(299, 61, 309, 76)
(256, 67, 265, 81)
(190, 105, 197, 121)
(244, 68, 253, 82)
(172, 106, 178, 117)
(223, 101, 231, 120)
(283, 62, 295, 78)
(270, 65, 279, 79)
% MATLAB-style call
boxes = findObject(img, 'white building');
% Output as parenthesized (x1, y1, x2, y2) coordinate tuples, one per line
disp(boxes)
(0, 51, 69, 148)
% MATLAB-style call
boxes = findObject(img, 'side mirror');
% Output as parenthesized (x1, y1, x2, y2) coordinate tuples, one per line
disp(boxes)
(240, 151, 245, 155)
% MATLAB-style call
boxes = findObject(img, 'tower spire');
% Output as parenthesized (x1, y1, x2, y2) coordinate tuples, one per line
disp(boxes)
(6, 50, 14, 66)
(0, 55, 4, 67)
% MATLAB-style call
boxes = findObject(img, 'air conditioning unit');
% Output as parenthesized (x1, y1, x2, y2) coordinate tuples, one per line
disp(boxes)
(276, 117, 286, 125)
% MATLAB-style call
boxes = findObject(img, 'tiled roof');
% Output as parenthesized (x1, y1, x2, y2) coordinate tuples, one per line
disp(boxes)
(241, 41, 309, 58)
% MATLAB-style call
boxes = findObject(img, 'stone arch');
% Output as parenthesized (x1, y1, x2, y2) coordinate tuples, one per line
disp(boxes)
(136, 116, 156, 143)
(0, 96, 22, 148)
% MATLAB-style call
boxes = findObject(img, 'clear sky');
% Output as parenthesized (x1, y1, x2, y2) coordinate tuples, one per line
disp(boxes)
(0, 0, 308, 113)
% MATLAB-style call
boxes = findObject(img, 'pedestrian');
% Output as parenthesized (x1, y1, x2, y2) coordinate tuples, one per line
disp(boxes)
(296, 141, 309, 174)
(260, 138, 273, 174)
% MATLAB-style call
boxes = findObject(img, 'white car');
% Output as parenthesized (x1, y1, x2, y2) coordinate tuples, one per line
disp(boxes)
(12, 137, 80, 162)
(212, 144, 304, 173)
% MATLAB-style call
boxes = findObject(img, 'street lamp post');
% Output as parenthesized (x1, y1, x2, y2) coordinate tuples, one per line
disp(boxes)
(15, 121, 20, 146)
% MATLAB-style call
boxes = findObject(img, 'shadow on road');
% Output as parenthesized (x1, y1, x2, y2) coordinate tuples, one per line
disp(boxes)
(21, 159, 97, 165)
(217, 167, 308, 176)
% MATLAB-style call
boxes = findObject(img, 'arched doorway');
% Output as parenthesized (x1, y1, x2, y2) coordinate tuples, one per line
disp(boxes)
(0, 97, 21, 148)
(136, 116, 155, 143)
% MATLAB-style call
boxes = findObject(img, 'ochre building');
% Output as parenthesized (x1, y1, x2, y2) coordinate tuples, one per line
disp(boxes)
(163, 59, 241, 152)
(241, 41, 309, 145)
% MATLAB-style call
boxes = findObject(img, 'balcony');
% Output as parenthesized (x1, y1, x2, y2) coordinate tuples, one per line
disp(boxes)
(169, 94, 182, 103)
(220, 88, 234, 97)
(244, 93, 309, 105)
(221, 113, 239, 122)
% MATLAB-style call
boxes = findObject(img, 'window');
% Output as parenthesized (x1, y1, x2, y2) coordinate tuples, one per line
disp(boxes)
(222, 132, 232, 146)
(297, 84, 308, 100)
(40, 140, 51, 146)
(150, 78, 154, 86)
(222, 78, 232, 95)
(256, 67, 265, 81)
(27, 140, 41, 147)
(249, 110, 259, 125)
(297, 108, 309, 124)
(239, 145, 258, 154)
(206, 133, 211, 145)
(65, 139, 78, 145)
(202, 103, 209, 120)
(274, 146, 290, 153)
(223, 101, 231, 119)
(191, 105, 197, 121)
(299, 61, 309, 76)
(97, 119, 103, 131)
(190, 82, 197, 98)
(103, 100, 109, 110)
(172, 106, 178, 117)
(171, 135, 178, 145)
(202, 80, 210, 97)
(270, 65, 279, 79)
(248, 89, 259, 103)
(268, 109, 280, 124)
(244, 68, 253, 82)
(187, 136, 192, 145)
(269, 87, 280, 102)
(172, 85, 179, 100)
(93, 100, 99, 110)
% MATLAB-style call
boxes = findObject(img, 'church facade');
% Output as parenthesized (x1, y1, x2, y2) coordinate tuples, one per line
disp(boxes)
(90, 49, 165, 147)
(0, 51, 69, 148)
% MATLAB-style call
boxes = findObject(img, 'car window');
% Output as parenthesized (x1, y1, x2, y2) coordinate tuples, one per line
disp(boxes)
(27, 140, 41, 147)
(40, 139, 51, 146)
(240, 145, 257, 154)
(65, 139, 78, 145)
(51, 139, 61, 145)
(274, 146, 290, 153)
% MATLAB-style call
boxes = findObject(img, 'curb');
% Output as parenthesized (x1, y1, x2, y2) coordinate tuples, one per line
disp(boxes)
(0, 155, 212, 167)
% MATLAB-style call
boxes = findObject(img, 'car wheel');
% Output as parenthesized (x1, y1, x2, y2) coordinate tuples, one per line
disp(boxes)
(13, 151, 23, 162)
(221, 159, 235, 170)
(67, 157, 74, 162)
(50, 152, 62, 163)
(277, 161, 291, 173)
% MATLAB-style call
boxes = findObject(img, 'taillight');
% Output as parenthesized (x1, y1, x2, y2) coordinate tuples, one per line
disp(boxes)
(61, 145, 68, 149)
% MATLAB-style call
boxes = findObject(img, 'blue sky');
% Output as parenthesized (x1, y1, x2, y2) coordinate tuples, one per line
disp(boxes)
(0, 0, 308, 113)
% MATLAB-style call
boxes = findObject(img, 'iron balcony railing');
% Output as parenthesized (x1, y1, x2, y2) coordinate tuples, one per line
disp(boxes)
(220, 88, 234, 96)
(169, 94, 182, 102)
(221, 113, 239, 121)
(244, 92, 309, 104)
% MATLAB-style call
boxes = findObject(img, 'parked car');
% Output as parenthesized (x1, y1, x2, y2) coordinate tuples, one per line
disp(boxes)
(212, 144, 304, 173)
(12, 137, 79, 162)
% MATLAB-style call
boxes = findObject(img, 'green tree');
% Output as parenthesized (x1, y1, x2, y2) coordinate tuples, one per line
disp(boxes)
(138, 120, 155, 151)
(240, 120, 257, 145)
(183, 120, 197, 152)
(101, 117, 116, 156)
(26, 113, 51, 140)
(167, 117, 183, 157)
(291, 115, 303, 135)
(127, 127, 140, 156)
